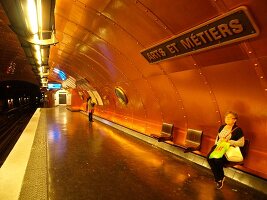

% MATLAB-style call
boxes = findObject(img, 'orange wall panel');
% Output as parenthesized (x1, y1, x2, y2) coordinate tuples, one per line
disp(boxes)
(50, 0, 267, 179)
(70, 89, 83, 110)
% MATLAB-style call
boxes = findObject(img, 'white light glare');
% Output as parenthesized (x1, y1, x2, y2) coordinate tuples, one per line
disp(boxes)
(27, 0, 38, 34)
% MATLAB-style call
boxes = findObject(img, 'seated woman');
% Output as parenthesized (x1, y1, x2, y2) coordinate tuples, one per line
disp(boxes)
(207, 111, 245, 189)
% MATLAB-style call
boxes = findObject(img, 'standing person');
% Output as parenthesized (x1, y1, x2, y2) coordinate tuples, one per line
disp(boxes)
(207, 111, 245, 189)
(87, 97, 92, 122)
(89, 102, 95, 122)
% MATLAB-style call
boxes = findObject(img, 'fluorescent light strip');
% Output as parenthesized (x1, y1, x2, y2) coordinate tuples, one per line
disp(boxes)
(36, 0, 43, 39)
(34, 45, 42, 65)
(27, 0, 38, 34)
(53, 68, 60, 73)
(24, 0, 43, 72)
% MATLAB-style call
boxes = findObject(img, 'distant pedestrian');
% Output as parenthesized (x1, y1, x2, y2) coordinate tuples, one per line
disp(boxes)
(88, 102, 95, 122)
(87, 97, 92, 121)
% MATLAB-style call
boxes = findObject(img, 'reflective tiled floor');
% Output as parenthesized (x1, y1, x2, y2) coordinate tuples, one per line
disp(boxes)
(43, 106, 266, 200)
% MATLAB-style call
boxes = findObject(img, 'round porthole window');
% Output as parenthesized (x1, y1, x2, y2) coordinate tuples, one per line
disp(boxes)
(114, 87, 128, 105)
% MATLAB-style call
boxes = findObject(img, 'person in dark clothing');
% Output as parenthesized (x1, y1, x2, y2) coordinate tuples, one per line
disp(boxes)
(207, 111, 244, 189)
(88, 101, 95, 122)
(87, 97, 92, 122)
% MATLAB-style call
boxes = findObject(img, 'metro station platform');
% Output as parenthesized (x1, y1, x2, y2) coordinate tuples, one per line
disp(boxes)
(0, 106, 266, 200)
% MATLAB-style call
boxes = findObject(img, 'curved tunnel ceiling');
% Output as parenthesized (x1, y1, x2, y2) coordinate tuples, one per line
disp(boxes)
(49, 0, 267, 128)
(1, 0, 267, 178)
(49, 0, 267, 177)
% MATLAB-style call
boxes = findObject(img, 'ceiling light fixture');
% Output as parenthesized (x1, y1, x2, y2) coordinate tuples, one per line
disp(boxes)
(1, 0, 58, 88)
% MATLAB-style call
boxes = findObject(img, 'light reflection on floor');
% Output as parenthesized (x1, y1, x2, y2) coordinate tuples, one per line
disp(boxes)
(45, 106, 267, 200)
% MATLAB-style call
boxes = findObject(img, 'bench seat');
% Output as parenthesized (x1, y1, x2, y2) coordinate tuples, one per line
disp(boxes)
(150, 123, 173, 142)
(173, 128, 203, 153)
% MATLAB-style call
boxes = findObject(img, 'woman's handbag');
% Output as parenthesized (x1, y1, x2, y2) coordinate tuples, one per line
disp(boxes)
(209, 141, 230, 159)
(225, 146, 243, 162)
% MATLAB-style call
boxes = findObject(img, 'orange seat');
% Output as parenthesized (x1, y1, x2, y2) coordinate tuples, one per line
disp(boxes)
(174, 129, 203, 153)
(150, 123, 173, 142)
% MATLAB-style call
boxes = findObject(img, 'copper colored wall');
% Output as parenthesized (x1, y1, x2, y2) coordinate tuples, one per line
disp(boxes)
(48, 0, 267, 178)
(1, 0, 267, 178)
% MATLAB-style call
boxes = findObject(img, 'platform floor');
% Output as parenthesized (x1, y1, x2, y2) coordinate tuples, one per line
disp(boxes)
(17, 106, 267, 199)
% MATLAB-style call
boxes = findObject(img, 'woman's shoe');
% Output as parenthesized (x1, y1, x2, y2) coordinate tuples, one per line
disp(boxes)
(216, 177, 225, 189)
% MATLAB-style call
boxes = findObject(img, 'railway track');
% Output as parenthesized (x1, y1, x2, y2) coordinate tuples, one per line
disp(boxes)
(0, 104, 37, 166)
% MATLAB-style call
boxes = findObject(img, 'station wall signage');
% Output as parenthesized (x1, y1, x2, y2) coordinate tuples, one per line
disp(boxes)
(141, 6, 259, 64)
(48, 83, 62, 90)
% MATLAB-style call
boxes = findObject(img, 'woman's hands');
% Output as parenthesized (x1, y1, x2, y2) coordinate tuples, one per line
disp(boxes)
(218, 138, 228, 143)
(218, 138, 236, 146)
(228, 140, 236, 146)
